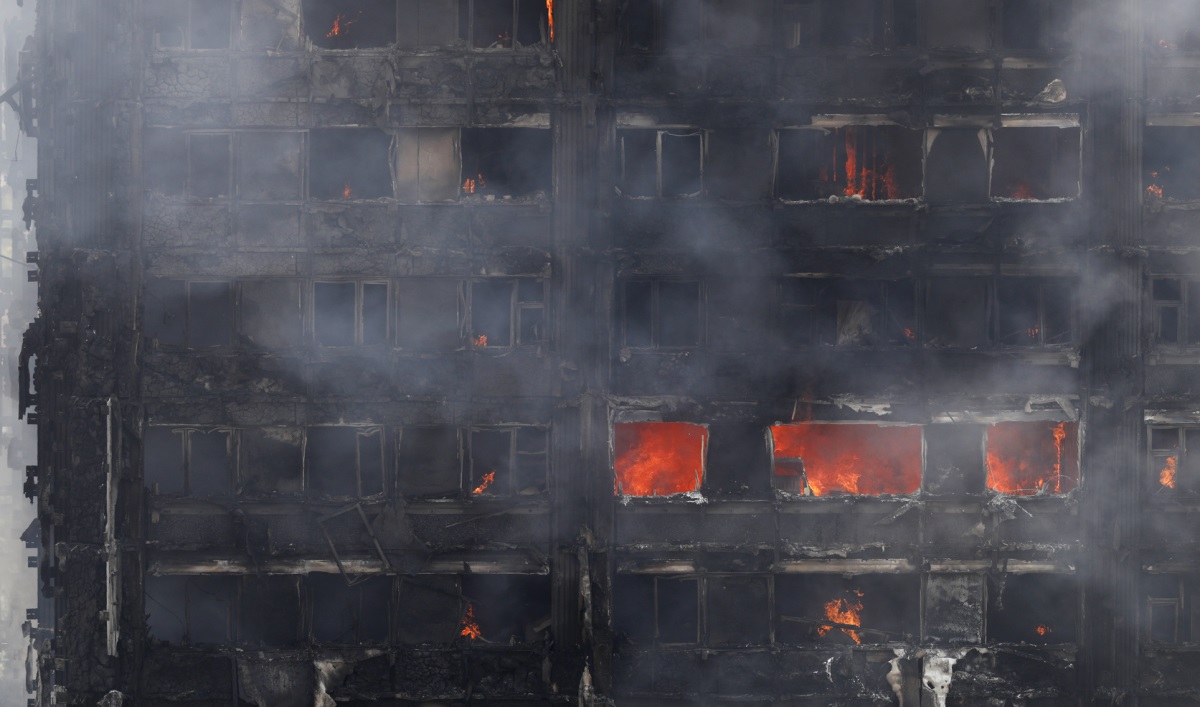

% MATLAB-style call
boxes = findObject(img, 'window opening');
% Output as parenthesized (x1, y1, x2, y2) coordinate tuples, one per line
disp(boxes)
(1152, 277, 1200, 345)
(991, 128, 1081, 200)
(1150, 426, 1200, 495)
(239, 428, 304, 496)
(925, 277, 991, 349)
(1145, 128, 1200, 201)
(1144, 574, 1200, 644)
(770, 423, 922, 496)
(996, 277, 1073, 346)
(314, 281, 389, 346)
(613, 422, 707, 497)
(778, 278, 916, 346)
(468, 427, 548, 496)
(776, 126, 922, 201)
(144, 280, 234, 349)
(460, 128, 552, 199)
(309, 129, 394, 200)
(985, 421, 1079, 495)
(461, 0, 549, 48)
(775, 574, 919, 645)
(306, 427, 386, 497)
(240, 576, 301, 647)
(459, 574, 551, 644)
(613, 574, 699, 644)
(1146, 0, 1200, 53)
(303, 0, 397, 48)
(469, 279, 545, 348)
(188, 134, 232, 199)
(310, 573, 392, 643)
(237, 132, 304, 201)
(145, 575, 236, 644)
(618, 129, 704, 198)
(149, 0, 233, 50)
(1001, 0, 1069, 52)
(925, 129, 989, 202)
(986, 574, 1076, 644)
(396, 279, 462, 350)
(397, 426, 462, 497)
(623, 280, 703, 348)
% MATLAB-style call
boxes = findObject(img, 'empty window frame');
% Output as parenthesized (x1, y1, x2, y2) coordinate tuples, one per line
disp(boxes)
(1000, 0, 1071, 52)
(776, 126, 923, 201)
(613, 422, 708, 497)
(1144, 574, 1200, 644)
(1149, 426, 1200, 495)
(143, 131, 232, 198)
(145, 575, 236, 644)
(459, 574, 552, 644)
(144, 280, 234, 349)
(780, 0, 917, 50)
(309, 129, 394, 200)
(613, 574, 701, 644)
(618, 0, 773, 52)
(925, 129, 990, 203)
(303, 0, 398, 48)
(148, 0, 234, 49)
(623, 280, 704, 348)
(314, 281, 390, 346)
(618, 129, 705, 198)
(770, 423, 923, 496)
(397, 426, 462, 497)
(306, 427, 386, 497)
(469, 279, 545, 348)
(1152, 277, 1200, 345)
(777, 278, 917, 347)
(396, 278, 462, 350)
(996, 277, 1074, 346)
(1146, 0, 1200, 52)
(986, 573, 1077, 644)
(774, 574, 920, 645)
(985, 421, 1079, 496)
(309, 573, 392, 643)
(467, 427, 548, 496)
(239, 427, 304, 495)
(241, 576, 302, 647)
(144, 427, 235, 496)
(240, 280, 304, 349)
(237, 132, 305, 201)
(991, 127, 1081, 200)
(925, 277, 991, 349)
(1145, 128, 1200, 201)
(460, 128, 553, 198)
(460, 0, 549, 48)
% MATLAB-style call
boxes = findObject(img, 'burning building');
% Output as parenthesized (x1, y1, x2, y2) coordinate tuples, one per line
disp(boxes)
(14, 0, 1200, 704)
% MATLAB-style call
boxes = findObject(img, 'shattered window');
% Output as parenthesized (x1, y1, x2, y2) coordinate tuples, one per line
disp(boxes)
(462, 0, 550, 49)
(623, 280, 703, 348)
(1144, 128, 1200, 201)
(775, 126, 923, 201)
(613, 574, 699, 644)
(145, 575, 236, 644)
(1149, 426, 1200, 496)
(309, 573, 392, 643)
(991, 127, 1081, 200)
(309, 129, 394, 200)
(314, 281, 390, 346)
(396, 278, 462, 350)
(239, 428, 304, 496)
(240, 576, 301, 647)
(303, 0, 397, 48)
(984, 421, 1079, 495)
(775, 574, 920, 645)
(144, 427, 236, 497)
(986, 574, 1076, 644)
(925, 129, 990, 202)
(996, 277, 1073, 346)
(397, 426, 462, 497)
(770, 423, 922, 496)
(468, 427, 548, 496)
(618, 129, 704, 198)
(144, 280, 234, 349)
(777, 278, 916, 347)
(306, 427, 386, 498)
(459, 575, 551, 644)
(613, 422, 708, 497)
(147, 0, 234, 50)
(460, 128, 552, 199)
(469, 279, 546, 348)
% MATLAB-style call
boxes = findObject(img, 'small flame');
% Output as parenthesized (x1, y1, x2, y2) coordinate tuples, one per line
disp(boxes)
(342, 182, 352, 200)
(1160, 38, 1176, 50)
(473, 470, 496, 495)
(1160, 455, 1178, 489)
(547, 0, 555, 42)
(1036, 624, 1051, 637)
(326, 14, 355, 38)
(904, 327, 916, 340)
(460, 604, 482, 640)
(462, 173, 486, 195)
(473, 334, 488, 347)
(1147, 183, 1164, 200)
(1010, 183, 1037, 200)
(1027, 326, 1040, 339)
(818, 590, 864, 644)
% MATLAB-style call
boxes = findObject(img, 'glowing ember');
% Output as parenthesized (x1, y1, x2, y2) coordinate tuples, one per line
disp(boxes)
(771, 424, 922, 496)
(613, 422, 707, 496)
(472, 470, 496, 495)
(904, 327, 916, 340)
(1010, 183, 1037, 200)
(985, 421, 1079, 496)
(1160, 455, 1178, 489)
(460, 604, 482, 640)
(546, 0, 555, 42)
(462, 173, 486, 195)
(342, 182, 352, 199)
(1147, 183, 1164, 200)
(817, 590, 864, 644)
(1027, 326, 1040, 339)
(473, 334, 488, 347)
(326, 14, 354, 38)
(1036, 624, 1052, 637)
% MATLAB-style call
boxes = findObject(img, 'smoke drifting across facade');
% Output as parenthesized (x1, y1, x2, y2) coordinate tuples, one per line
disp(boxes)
(16, 0, 1200, 704)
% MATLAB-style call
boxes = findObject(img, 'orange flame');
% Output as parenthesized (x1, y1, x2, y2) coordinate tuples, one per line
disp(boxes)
(473, 334, 488, 347)
(1147, 183, 1164, 200)
(904, 327, 916, 340)
(326, 14, 354, 38)
(613, 423, 707, 496)
(547, 0, 555, 42)
(342, 182, 352, 199)
(1010, 183, 1037, 200)
(463, 173, 486, 195)
(817, 590, 864, 644)
(473, 470, 496, 495)
(1036, 624, 1051, 637)
(771, 424, 922, 496)
(1160, 455, 1178, 489)
(835, 127, 898, 200)
(1027, 326, 1040, 339)
(460, 604, 482, 640)
(986, 421, 1078, 496)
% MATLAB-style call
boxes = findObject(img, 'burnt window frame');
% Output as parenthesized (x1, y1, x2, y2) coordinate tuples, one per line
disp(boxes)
(617, 0, 774, 53)
(143, 426, 237, 497)
(304, 425, 388, 499)
(994, 276, 1076, 348)
(465, 425, 550, 498)
(467, 278, 548, 349)
(1143, 574, 1200, 645)
(923, 274, 1076, 350)
(775, 276, 919, 348)
(307, 573, 394, 644)
(617, 128, 707, 198)
(144, 575, 238, 645)
(988, 125, 1083, 202)
(1151, 276, 1200, 346)
(773, 124, 925, 202)
(184, 132, 234, 199)
(621, 279, 706, 350)
(312, 280, 392, 347)
(396, 425, 464, 498)
(613, 573, 703, 645)
(984, 572, 1078, 645)
(150, 0, 236, 51)
(1147, 425, 1200, 497)
(459, 0, 551, 50)
(144, 279, 236, 350)
(778, 0, 918, 51)
(238, 575, 303, 647)
(997, 0, 1071, 54)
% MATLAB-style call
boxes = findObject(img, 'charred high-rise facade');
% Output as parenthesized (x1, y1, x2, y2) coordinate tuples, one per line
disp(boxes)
(19, 0, 1200, 704)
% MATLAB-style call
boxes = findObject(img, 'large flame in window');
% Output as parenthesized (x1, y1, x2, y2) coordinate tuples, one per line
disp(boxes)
(818, 589, 864, 644)
(835, 127, 899, 200)
(770, 424, 922, 496)
(1160, 455, 1178, 489)
(985, 421, 1079, 496)
(460, 603, 482, 640)
(613, 422, 707, 497)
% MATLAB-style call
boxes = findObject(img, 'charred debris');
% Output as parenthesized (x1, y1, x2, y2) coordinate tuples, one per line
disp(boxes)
(15, 0, 1200, 705)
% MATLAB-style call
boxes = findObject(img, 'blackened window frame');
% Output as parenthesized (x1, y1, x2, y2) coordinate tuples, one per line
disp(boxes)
(923, 274, 1076, 351)
(1147, 425, 1200, 497)
(312, 280, 391, 347)
(467, 278, 548, 349)
(307, 573, 394, 644)
(304, 425, 388, 499)
(775, 276, 918, 348)
(186, 132, 234, 199)
(150, 0, 235, 51)
(1151, 276, 1200, 346)
(466, 425, 549, 497)
(144, 279, 236, 350)
(618, 128, 706, 199)
(622, 279, 706, 350)
(778, 0, 918, 51)
(143, 426, 237, 497)
(994, 276, 1075, 348)
(460, 0, 551, 50)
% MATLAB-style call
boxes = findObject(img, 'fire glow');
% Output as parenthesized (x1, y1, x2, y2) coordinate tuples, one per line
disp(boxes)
(1036, 624, 1052, 637)
(818, 590, 864, 644)
(326, 14, 354, 38)
(463, 173, 486, 195)
(546, 0, 555, 42)
(473, 334, 488, 348)
(613, 422, 707, 497)
(473, 470, 496, 495)
(1160, 455, 1178, 489)
(985, 421, 1079, 496)
(770, 424, 922, 496)
(460, 604, 482, 640)
(830, 127, 899, 200)
(1010, 183, 1037, 200)
(342, 182, 352, 200)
